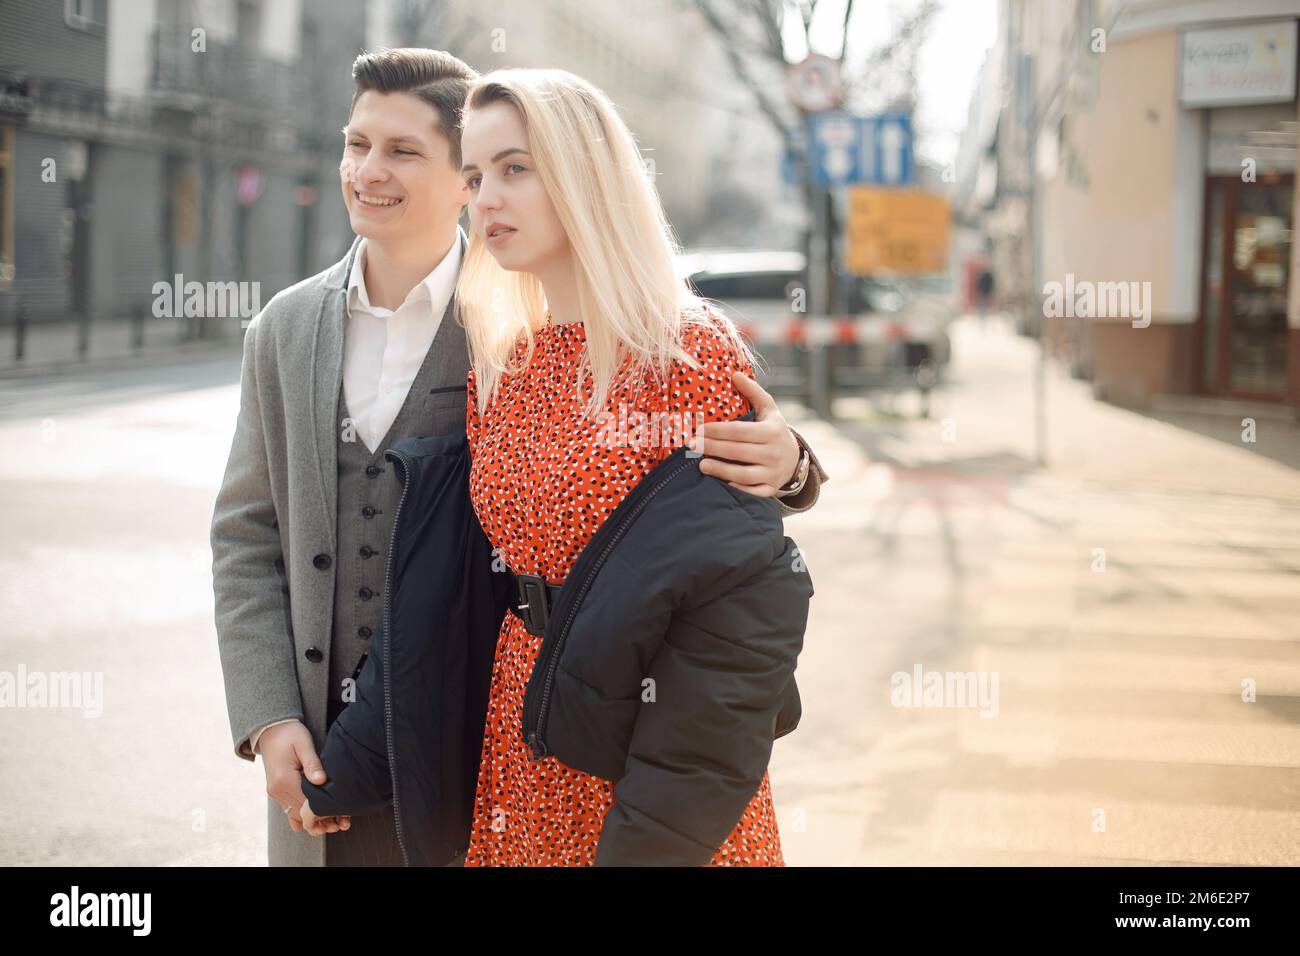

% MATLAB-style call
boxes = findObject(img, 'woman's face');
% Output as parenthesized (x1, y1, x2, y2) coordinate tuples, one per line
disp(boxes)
(461, 101, 570, 275)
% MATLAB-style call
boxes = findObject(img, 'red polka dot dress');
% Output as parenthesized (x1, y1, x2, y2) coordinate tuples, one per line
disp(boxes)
(462, 312, 785, 867)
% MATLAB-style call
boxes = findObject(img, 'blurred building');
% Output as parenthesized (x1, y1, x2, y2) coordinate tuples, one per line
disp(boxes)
(0, 0, 326, 345)
(392, 0, 796, 248)
(0, 0, 793, 362)
(956, 0, 1300, 412)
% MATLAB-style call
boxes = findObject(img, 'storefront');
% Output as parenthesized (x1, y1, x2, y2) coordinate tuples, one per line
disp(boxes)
(1184, 17, 1299, 402)
(1199, 170, 1294, 399)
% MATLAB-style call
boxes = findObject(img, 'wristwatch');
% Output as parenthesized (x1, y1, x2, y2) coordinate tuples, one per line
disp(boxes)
(775, 443, 811, 498)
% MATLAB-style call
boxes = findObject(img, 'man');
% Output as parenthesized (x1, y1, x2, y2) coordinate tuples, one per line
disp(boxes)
(211, 48, 828, 868)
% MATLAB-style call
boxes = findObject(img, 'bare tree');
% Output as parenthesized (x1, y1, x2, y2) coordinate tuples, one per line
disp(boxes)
(389, 0, 481, 52)
(685, 0, 937, 273)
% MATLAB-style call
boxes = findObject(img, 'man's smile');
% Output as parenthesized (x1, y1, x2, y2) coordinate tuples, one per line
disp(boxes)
(355, 190, 404, 207)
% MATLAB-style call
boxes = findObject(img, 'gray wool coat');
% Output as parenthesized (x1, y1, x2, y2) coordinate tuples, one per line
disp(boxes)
(210, 233, 827, 868)
(211, 234, 381, 867)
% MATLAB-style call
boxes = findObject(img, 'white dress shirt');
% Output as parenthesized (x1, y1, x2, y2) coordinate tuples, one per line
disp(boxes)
(342, 235, 462, 454)
(247, 234, 462, 759)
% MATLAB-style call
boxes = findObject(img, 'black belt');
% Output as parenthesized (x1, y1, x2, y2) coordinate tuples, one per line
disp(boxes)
(506, 571, 565, 637)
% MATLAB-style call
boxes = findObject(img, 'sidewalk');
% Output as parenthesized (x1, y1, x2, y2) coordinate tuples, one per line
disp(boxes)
(0, 319, 241, 378)
(774, 316, 1300, 866)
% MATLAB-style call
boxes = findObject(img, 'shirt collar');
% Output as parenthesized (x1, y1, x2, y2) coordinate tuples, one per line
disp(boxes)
(346, 234, 463, 316)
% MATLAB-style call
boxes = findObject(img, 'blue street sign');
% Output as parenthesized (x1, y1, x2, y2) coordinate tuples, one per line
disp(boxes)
(807, 112, 912, 188)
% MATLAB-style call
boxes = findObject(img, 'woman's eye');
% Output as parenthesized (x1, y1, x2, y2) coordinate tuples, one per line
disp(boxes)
(347, 141, 366, 149)
(395, 149, 416, 156)
(467, 176, 481, 190)
(505, 163, 525, 175)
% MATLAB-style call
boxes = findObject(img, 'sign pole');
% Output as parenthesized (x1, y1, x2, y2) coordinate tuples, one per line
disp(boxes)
(1019, 51, 1048, 467)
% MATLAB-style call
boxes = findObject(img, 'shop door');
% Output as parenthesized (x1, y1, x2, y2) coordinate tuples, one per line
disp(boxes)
(1199, 174, 1293, 399)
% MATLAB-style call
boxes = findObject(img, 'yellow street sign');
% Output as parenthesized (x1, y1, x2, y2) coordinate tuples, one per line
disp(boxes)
(845, 187, 950, 275)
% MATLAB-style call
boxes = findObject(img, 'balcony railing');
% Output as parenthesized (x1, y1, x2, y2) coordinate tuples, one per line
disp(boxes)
(151, 27, 301, 116)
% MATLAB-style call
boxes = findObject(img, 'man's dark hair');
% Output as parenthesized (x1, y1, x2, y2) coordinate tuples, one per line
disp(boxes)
(349, 48, 478, 168)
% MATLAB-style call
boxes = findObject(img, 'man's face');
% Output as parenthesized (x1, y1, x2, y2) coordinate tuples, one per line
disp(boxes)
(340, 90, 470, 246)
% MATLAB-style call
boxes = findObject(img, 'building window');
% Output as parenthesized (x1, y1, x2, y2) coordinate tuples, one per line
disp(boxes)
(0, 124, 12, 289)
(65, 0, 107, 32)
(236, 0, 262, 50)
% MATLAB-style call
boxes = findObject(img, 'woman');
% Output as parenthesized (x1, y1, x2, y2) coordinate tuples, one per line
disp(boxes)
(455, 68, 811, 867)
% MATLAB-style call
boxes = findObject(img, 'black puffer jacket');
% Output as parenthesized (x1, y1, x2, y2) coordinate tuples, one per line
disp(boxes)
(302, 412, 813, 867)
(518, 413, 812, 866)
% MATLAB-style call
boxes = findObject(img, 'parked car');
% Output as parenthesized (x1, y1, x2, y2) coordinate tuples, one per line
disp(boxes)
(679, 250, 955, 412)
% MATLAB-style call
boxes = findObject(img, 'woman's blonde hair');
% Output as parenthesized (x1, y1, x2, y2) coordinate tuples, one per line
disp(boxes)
(454, 67, 756, 418)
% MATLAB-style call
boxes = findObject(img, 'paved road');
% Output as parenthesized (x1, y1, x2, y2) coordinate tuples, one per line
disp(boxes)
(0, 352, 264, 865)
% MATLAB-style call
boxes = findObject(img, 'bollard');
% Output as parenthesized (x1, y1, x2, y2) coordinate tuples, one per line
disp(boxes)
(916, 355, 938, 419)
(77, 310, 91, 358)
(799, 342, 813, 407)
(832, 317, 860, 394)
(808, 341, 832, 421)
(132, 305, 145, 351)
(14, 296, 26, 362)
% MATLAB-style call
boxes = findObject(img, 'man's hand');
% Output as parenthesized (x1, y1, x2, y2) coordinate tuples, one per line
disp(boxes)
(695, 371, 801, 497)
(260, 719, 350, 834)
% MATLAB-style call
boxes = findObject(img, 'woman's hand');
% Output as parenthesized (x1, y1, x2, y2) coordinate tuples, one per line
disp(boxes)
(695, 371, 801, 497)
(299, 798, 352, 837)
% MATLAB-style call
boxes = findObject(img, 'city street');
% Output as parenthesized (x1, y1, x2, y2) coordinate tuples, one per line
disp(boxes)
(777, 316, 1300, 865)
(1, 316, 1298, 865)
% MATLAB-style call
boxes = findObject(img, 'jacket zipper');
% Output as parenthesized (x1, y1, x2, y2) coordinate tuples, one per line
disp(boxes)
(382, 446, 415, 866)
(525, 453, 696, 760)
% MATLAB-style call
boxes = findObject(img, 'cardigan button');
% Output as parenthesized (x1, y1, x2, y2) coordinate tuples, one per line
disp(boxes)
(359, 586, 373, 601)
(313, 553, 331, 570)
(365, 464, 381, 478)
(359, 545, 375, 559)
(358, 625, 372, 639)
(304, 646, 324, 663)
(362, 505, 376, 518)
